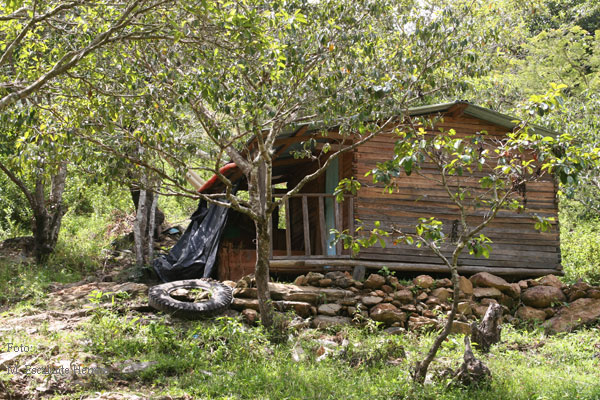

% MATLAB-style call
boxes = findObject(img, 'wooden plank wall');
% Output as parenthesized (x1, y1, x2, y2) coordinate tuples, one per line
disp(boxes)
(354, 114, 561, 273)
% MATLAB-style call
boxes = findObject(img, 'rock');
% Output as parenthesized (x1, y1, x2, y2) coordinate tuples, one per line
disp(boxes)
(518, 280, 529, 290)
(364, 274, 386, 289)
(437, 278, 453, 288)
(232, 298, 259, 311)
(0, 352, 23, 370)
(242, 308, 259, 325)
(572, 280, 591, 292)
(450, 321, 472, 335)
(381, 284, 394, 294)
(384, 326, 404, 335)
(268, 282, 354, 304)
(457, 301, 472, 315)
(233, 288, 257, 298)
(521, 286, 566, 308)
(416, 292, 428, 301)
(222, 280, 237, 288)
(568, 290, 587, 302)
(318, 303, 342, 316)
(236, 278, 249, 289)
(293, 275, 307, 286)
(374, 289, 386, 297)
(318, 278, 333, 287)
(431, 287, 453, 302)
(473, 304, 490, 318)
(384, 296, 393, 303)
(543, 308, 555, 318)
(473, 287, 502, 299)
(587, 288, 600, 299)
(422, 309, 436, 318)
(361, 296, 384, 306)
(480, 298, 498, 306)
(312, 315, 352, 328)
(392, 289, 414, 303)
(347, 306, 357, 316)
(543, 298, 600, 333)
(338, 297, 358, 306)
(458, 276, 473, 296)
(425, 296, 441, 306)
(325, 271, 346, 281)
(499, 294, 516, 308)
(413, 275, 435, 289)
(112, 282, 149, 296)
(387, 276, 400, 288)
(515, 306, 547, 322)
(502, 283, 520, 299)
(370, 303, 407, 325)
(121, 361, 158, 374)
(306, 272, 325, 285)
(538, 274, 564, 289)
(470, 272, 511, 291)
(273, 301, 313, 318)
(408, 315, 438, 331)
(333, 277, 353, 289)
(236, 274, 256, 288)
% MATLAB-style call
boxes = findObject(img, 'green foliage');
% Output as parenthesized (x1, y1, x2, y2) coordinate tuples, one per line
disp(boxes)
(560, 199, 600, 284)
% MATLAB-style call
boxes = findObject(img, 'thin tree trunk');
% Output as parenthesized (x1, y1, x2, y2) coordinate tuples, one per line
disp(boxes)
(133, 184, 147, 267)
(255, 221, 274, 328)
(32, 162, 68, 262)
(413, 261, 462, 383)
(147, 190, 158, 262)
(250, 160, 274, 328)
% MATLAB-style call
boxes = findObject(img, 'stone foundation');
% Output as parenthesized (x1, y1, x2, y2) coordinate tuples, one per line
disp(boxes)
(227, 271, 600, 334)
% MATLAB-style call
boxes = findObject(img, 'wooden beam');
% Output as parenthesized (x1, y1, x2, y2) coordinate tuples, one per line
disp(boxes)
(285, 197, 291, 256)
(302, 196, 311, 256)
(269, 258, 563, 277)
(318, 196, 327, 256)
(334, 199, 342, 255)
(274, 126, 309, 158)
(347, 196, 354, 257)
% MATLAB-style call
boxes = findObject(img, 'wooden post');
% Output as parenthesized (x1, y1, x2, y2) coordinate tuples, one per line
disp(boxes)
(352, 265, 366, 281)
(302, 195, 311, 256)
(334, 198, 342, 255)
(347, 196, 354, 256)
(318, 195, 327, 256)
(285, 197, 291, 256)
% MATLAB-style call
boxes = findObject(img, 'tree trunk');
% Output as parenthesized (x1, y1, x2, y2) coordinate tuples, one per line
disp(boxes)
(452, 335, 491, 386)
(255, 221, 274, 328)
(147, 191, 158, 262)
(32, 162, 68, 262)
(471, 302, 502, 353)
(248, 160, 275, 328)
(131, 188, 164, 238)
(133, 187, 148, 267)
(413, 262, 462, 383)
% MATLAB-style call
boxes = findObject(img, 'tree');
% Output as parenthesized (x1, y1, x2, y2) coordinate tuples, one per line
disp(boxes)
(0, 0, 174, 260)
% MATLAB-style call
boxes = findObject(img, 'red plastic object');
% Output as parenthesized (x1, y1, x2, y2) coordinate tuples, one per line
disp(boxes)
(198, 163, 238, 193)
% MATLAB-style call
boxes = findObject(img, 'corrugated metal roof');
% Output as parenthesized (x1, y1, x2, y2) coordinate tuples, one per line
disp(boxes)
(280, 100, 557, 140)
(407, 100, 557, 137)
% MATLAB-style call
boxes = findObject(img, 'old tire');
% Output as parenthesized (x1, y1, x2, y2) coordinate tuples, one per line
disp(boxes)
(148, 279, 233, 319)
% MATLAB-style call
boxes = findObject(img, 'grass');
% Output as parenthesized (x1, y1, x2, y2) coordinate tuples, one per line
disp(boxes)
(1, 191, 599, 398)
(3, 286, 599, 400)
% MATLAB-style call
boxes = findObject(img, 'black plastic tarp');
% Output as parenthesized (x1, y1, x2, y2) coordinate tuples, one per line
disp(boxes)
(153, 199, 231, 282)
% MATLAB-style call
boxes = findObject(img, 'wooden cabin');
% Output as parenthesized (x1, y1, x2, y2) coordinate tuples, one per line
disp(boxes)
(202, 101, 561, 281)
